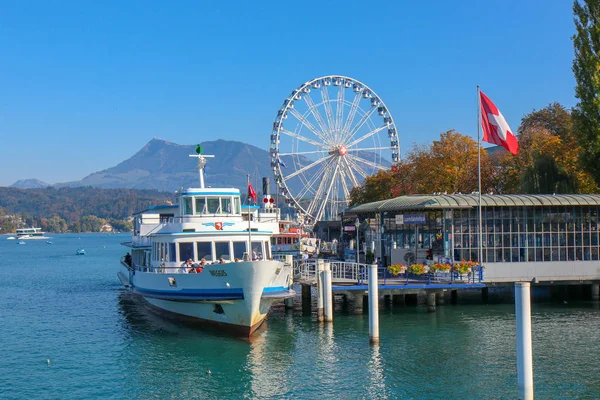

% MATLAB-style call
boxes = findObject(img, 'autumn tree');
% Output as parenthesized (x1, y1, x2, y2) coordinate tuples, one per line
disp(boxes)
(572, 0, 600, 185)
(494, 103, 597, 193)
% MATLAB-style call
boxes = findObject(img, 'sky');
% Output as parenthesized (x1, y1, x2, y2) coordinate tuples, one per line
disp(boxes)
(0, 0, 578, 186)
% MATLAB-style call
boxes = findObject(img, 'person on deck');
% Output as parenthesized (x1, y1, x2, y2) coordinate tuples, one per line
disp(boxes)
(124, 253, 132, 267)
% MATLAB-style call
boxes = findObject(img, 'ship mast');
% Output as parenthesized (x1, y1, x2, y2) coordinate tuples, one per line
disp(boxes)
(188, 145, 214, 188)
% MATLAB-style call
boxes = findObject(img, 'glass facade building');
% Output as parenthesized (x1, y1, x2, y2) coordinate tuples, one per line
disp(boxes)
(349, 194, 600, 264)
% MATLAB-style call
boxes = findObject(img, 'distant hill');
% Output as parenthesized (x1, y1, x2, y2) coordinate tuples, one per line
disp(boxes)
(54, 138, 283, 193)
(11, 179, 49, 189)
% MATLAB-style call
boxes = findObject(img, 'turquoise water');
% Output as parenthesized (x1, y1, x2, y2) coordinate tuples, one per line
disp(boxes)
(1, 234, 600, 399)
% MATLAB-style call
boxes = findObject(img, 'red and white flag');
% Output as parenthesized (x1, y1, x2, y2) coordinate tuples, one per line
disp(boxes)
(480, 90, 519, 155)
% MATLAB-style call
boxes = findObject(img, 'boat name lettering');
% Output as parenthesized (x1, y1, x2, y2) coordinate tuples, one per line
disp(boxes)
(209, 270, 228, 277)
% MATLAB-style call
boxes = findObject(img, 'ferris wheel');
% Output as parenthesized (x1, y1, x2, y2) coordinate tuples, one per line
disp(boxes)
(270, 75, 399, 226)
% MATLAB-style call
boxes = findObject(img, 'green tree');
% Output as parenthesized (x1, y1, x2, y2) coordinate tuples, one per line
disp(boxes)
(572, 0, 600, 184)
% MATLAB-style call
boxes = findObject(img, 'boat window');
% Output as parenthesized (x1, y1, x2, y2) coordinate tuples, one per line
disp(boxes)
(215, 241, 230, 261)
(184, 197, 193, 215)
(251, 241, 263, 260)
(179, 242, 194, 262)
(264, 241, 271, 259)
(221, 197, 232, 214)
(234, 197, 241, 214)
(195, 197, 206, 214)
(207, 198, 219, 213)
(197, 242, 213, 262)
(168, 243, 177, 262)
(233, 242, 246, 260)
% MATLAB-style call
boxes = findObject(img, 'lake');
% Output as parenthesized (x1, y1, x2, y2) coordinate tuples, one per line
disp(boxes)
(1, 233, 599, 399)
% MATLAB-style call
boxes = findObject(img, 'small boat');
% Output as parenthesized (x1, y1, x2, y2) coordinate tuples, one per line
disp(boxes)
(6, 236, 16, 240)
(76, 249, 86, 255)
(46, 241, 53, 244)
(118, 151, 294, 336)
(18, 241, 26, 245)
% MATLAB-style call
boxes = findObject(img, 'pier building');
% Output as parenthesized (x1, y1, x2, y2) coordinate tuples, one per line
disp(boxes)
(348, 194, 600, 284)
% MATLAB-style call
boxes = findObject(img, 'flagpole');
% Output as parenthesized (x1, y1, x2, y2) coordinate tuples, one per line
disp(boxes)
(477, 85, 484, 271)
(247, 174, 252, 260)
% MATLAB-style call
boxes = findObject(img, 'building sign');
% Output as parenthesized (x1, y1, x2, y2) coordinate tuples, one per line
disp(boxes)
(395, 214, 426, 225)
(344, 226, 356, 232)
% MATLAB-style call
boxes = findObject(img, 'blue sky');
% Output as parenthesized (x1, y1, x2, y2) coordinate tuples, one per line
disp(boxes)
(0, 0, 577, 186)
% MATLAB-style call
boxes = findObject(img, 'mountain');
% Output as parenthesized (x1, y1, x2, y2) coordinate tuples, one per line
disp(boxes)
(55, 139, 279, 193)
(11, 179, 50, 189)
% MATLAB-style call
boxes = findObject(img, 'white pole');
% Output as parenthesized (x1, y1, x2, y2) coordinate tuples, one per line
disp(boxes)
(317, 258, 324, 322)
(323, 261, 333, 322)
(247, 174, 252, 260)
(368, 262, 379, 344)
(477, 86, 484, 267)
(515, 282, 534, 400)
(285, 254, 294, 309)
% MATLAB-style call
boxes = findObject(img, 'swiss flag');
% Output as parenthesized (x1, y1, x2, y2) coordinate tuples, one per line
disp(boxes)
(480, 91, 519, 155)
(215, 222, 223, 230)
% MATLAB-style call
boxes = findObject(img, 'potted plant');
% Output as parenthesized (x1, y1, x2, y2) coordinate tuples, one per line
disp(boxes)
(387, 263, 406, 276)
(409, 264, 428, 275)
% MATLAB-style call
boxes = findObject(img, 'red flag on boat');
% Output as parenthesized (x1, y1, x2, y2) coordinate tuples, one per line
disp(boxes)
(248, 182, 257, 203)
(480, 90, 519, 155)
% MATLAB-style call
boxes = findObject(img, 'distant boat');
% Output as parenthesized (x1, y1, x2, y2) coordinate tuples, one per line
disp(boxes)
(6, 236, 16, 240)
(14, 227, 50, 240)
(76, 249, 86, 255)
(18, 241, 26, 245)
(46, 241, 53, 244)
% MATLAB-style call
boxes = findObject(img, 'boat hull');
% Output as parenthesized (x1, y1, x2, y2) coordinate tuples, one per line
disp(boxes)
(120, 260, 294, 336)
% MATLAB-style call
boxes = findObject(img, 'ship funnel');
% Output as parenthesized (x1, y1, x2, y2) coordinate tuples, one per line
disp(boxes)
(262, 177, 270, 196)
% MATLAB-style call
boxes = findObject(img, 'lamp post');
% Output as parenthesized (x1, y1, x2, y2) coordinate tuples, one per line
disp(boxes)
(355, 218, 360, 264)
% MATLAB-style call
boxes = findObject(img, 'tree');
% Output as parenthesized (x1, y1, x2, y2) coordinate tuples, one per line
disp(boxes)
(572, 0, 600, 185)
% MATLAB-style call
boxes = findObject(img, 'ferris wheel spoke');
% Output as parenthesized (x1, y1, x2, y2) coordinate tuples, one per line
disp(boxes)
(344, 156, 370, 179)
(345, 125, 388, 148)
(342, 106, 377, 144)
(320, 87, 336, 135)
(287, 109, 329, 144)
(347, 145, 395, 152)
(280, 127, 327, 149)
(315, 160, 341, 222)
(305, 160, 337, 217)
(295, 156, 335, 199)
(342, 91, 362, 136)
(282, 155, 331, 181)
(334, 84, 345, 142)
(337, 165, 352, 200)
(278, 150, 328, 156)
(347, 153, 387, 172)
(341, 156, 361, 187)
(303, 95, 331, 141)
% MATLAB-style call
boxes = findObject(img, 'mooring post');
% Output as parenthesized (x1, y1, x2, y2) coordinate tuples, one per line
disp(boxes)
(323, 261, 333, 322)
(368, 262, 379, 344)
(591, 283, 600, 301)
(285, 255, 294, 309)
(317, 259, 325, 322)
(427, 291, 436, 313)
(301, 284, 311, 315)
(515, 282, 534, 400)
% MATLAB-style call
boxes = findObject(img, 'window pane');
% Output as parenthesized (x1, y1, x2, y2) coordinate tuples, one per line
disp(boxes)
(184, 197, 193, 215)
(234, 197, 241, 214)
(179, 242, 194, 261)
(264, 241, 271, 259)
(207, 198, 219, 213)
(195, 198, 206, 214)
(169, 243, 176, 262)
(251, 241, 263, 260)
(222, 198, 231, 214)
(215, 241, 230, 260)
(233, 242, 246, 260)
(197, 242, 213, 261)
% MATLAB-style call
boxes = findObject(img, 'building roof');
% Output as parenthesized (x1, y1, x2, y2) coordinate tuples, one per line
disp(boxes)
(348, 194, 600, 214)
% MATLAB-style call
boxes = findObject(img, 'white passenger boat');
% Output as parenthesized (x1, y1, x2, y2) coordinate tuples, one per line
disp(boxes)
(14, 227, 50, 240)
(118, 151, 295, 336)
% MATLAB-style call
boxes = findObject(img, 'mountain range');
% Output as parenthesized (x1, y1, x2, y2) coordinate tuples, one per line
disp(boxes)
(10, 138, 390, 196)
(11, 139, 292, 194)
